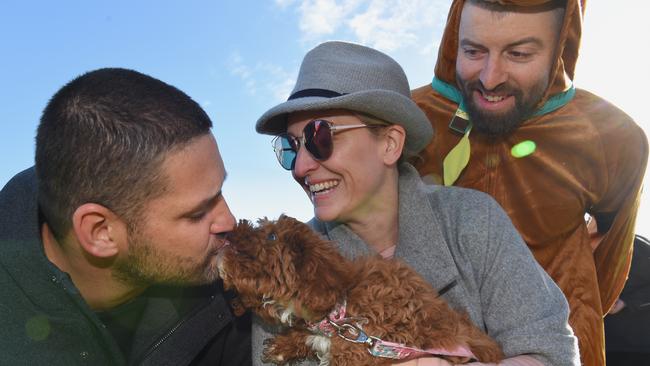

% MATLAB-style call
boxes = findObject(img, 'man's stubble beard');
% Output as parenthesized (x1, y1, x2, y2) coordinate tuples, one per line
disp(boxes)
(112, 224, 218, 288)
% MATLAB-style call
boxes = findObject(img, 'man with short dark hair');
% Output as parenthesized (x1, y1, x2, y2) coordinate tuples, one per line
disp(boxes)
(0, 68, 251, 365)
(412, 1, 648, 365)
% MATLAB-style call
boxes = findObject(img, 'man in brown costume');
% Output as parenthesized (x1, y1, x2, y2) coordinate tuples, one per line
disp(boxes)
(412, 1, 648, 365)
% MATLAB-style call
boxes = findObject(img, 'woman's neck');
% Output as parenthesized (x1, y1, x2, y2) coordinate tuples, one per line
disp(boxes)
(347, 209, 398, 253)
(345, 169, 400, 253)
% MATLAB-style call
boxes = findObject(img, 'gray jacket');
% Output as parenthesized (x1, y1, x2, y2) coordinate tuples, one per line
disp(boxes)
(253, 163, 579, 365)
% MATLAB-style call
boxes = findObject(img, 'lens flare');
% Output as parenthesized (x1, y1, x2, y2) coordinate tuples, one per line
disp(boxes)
(25, 314, 51, 341)
(511, 140, 536, 158)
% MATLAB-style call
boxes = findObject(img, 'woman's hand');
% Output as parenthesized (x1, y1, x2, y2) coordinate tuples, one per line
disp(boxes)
(608, 298, 626, 314)
(395, 355, 544, 366)
(394, 358, 454, 366)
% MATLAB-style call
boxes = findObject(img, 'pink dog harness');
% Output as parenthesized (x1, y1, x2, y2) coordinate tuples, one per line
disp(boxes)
(305, 301, 477, 361)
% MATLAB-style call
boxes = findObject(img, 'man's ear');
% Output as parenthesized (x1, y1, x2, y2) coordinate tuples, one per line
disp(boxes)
(72, 203, 124, 259)
(382, 124, 406, 165)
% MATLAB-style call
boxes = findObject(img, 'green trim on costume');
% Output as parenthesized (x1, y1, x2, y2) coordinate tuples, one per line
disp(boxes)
(534, 84, 575, 116)
(431, 77, 464, 107)
(430, 77, 576, 118)
(432, 77, 576, 186)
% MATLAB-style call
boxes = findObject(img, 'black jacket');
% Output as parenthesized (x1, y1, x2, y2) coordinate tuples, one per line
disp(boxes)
(604, 234, 650, 352)
(0, 168, 251, 365)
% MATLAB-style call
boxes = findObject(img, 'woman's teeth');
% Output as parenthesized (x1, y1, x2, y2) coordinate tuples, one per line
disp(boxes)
(309, 180, 338, 193)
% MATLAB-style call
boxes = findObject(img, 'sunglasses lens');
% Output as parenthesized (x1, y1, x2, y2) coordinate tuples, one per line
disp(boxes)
(273, 135, 296, 170)
(304, 120, 333, 161)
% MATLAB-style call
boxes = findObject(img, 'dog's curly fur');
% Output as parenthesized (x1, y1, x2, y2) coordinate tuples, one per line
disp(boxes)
(217, 215, 503, 365)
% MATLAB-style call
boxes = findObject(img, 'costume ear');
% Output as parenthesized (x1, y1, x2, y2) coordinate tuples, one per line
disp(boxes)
(72, 203, 123, 259)
(382, 124, 406, 165)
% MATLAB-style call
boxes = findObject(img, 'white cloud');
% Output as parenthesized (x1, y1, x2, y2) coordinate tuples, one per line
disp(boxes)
(259, 62, 298, 101)
(270, 77, 297, 101)
(270, 0, 450, 88)
(349, 0, 448, 52)
(281, 0, 450, 53)
(231, 1, 450, 108)
(296, 0, 361, 39)
(349, 0, 415, 51)
(227, 52, 258, 95)
(228, 51, 298, 102)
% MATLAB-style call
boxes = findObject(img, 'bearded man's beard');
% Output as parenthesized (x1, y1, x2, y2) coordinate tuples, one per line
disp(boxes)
(456, 73, 548, 137)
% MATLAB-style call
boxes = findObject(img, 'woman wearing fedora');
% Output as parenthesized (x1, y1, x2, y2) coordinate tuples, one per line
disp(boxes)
(253, 41, 579, 365)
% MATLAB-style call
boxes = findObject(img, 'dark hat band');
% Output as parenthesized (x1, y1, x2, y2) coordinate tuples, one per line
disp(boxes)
(256, 41, 433, 153)
(288, 88, 347, 101)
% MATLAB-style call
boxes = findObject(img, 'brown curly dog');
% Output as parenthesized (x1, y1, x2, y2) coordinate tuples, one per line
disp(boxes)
(217, 215, 503, 365)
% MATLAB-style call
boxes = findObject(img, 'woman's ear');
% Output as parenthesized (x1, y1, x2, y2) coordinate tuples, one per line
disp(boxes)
(382, 124, 406, 165)
(72, 203, 124, 259)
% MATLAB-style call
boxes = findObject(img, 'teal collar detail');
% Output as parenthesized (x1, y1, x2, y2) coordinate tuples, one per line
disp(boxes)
(431, 77, 575, 118)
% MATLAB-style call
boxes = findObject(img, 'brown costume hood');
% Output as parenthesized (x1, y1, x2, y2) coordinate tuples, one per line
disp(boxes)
(413, 2, 648, 365)
(434, 0, 585, 104)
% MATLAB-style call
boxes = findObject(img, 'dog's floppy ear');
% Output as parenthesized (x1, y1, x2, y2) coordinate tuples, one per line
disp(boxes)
(277, 216, 352, 319)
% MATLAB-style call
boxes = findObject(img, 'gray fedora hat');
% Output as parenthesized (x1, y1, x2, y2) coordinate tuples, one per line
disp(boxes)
(255, 41, 433, 154)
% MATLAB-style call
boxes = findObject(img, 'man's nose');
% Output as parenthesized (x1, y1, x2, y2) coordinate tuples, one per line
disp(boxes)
(210, 200, 236, 234)
(479, 55, 507, 91)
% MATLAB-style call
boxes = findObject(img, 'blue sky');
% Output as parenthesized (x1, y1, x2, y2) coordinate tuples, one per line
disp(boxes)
(1, 1, 648, 235)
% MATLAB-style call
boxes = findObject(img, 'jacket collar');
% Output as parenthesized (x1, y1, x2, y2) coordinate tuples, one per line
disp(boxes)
(0, 167, 76, 312)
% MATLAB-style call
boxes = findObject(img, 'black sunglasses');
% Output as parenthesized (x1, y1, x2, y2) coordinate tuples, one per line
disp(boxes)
(272, 119, 375, 170)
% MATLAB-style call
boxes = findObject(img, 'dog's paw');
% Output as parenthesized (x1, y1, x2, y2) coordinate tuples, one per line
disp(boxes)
(262, 338, 288, 365)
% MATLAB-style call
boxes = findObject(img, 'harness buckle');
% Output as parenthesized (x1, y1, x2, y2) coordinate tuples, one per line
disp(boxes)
(330, 320, 378, 349)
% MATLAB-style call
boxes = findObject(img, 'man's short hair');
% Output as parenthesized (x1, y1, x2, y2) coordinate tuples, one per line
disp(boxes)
(36, 68, 213, 238)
